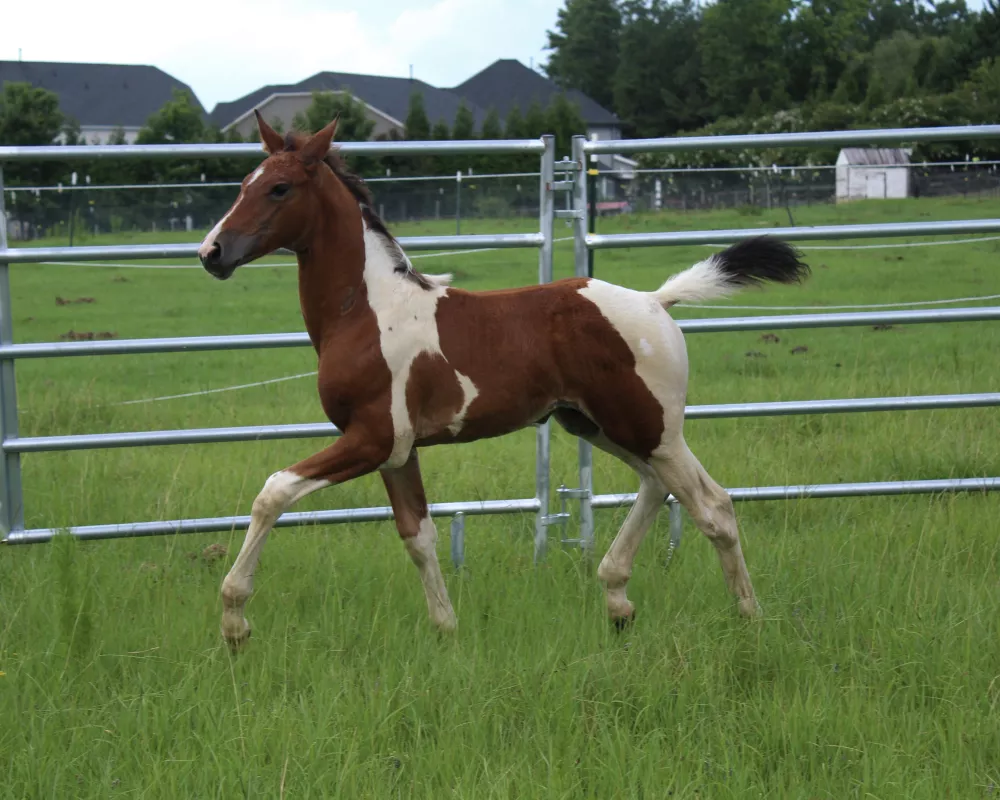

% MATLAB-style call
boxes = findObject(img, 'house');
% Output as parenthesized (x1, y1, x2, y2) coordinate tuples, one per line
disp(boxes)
(452, 58, 636, 196)
(452, 59, 620, 143)
(209, 72, 487, 141)
(0, 60, 204, 144)
(836, 148, 911, 202)
(209, 61, 632, 185)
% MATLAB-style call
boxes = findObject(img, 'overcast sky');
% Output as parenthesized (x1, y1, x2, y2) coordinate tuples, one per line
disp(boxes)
(2, 0, 990, 113)
(2, 0, 565, 112)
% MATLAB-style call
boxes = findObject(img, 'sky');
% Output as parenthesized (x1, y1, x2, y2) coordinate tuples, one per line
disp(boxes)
(1, 0, 566, 112)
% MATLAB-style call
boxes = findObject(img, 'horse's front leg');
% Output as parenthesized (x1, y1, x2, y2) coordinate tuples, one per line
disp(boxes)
(220, 429, 391, 649)
(381, 449, 457, 632)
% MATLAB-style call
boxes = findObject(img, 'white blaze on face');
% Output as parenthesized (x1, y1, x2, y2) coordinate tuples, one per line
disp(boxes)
(360, 214, 478, 466)
(247, 165, 266, 186)
(197, 162, 270, 259)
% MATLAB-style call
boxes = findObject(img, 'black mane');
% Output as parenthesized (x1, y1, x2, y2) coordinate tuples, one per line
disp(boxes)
(282, 131, 434, 290)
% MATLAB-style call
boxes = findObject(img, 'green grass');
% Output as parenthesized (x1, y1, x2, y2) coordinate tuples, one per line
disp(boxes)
(2, 196, 999, 797)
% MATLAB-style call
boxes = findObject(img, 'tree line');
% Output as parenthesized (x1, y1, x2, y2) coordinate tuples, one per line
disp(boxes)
(0, 81, 585, 236)
(0, 81, 586, 189)
(545, 0, 1000, 166)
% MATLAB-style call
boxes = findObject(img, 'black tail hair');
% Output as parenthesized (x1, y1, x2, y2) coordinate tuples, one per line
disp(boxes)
(714, 236, 810, 289)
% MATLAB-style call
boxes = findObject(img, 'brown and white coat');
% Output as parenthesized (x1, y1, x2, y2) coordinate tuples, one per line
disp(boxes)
(199, 114, 810, 648)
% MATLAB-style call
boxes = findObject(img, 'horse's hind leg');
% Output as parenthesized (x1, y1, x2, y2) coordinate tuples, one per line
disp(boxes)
(650, 436, 760, 617)
(554, 409, 666, 625)
(380, 449, 457, 632)
(597, 467, 666, 625)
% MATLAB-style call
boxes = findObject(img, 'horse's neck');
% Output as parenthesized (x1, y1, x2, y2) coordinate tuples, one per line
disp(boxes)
(295, 201, 368, 352)
(296, 199, 437, 355)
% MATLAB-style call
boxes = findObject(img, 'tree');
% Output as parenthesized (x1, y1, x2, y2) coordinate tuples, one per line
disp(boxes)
(504, 105, 525, 139)
(0, 82, 66, 185)
(523, 99, 548, 138)
(783, 0, 870, 104)
(545, 0, 621, 109)
(0, 82, 63, 146)
(866, 31, 923, 102)
(613, 0, 705, 136)
(133, 89, 208, 184)
(480, 107, 503, 140)
(61, 117, 86, 146)
(136, 88, 205, 144)
(290, 90, 378, 175)
(405, 92, 432, 140)
(452, 100, 476, 140)
(698, 0, 796, 117)
(431, 119, 450, 140)
(968, 0, 1000, 69)
(546, 94, 586, 157)
(291, 90, 375, 141)
(478, 107, 504, 172)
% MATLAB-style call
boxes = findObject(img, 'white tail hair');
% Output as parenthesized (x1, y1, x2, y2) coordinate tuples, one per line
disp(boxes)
(653, 237, 810, 309)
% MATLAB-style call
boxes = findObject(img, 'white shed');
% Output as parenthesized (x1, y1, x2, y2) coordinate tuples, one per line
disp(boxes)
(835, 148, 911, 202)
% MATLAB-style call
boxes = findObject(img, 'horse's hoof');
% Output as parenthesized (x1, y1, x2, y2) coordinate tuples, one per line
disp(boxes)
(222, 616, 252, 651)
(611, 609, 636, 631)
(738, 596, 762, 619)
(432, 611, 458, 635)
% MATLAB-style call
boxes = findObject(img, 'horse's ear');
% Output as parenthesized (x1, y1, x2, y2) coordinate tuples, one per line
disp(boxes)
(254, 109, 284, 155)
(300, 117, 339, 167)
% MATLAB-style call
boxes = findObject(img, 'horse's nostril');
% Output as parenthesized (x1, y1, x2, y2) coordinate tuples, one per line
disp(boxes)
(208, 242, 222, 265)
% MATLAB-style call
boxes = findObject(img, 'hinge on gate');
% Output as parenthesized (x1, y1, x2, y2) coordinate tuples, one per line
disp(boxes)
(551, 484, 591, 545)
(555, 209, 583, 220)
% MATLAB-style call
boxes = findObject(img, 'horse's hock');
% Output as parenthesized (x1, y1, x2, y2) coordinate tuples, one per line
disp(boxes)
(1, 127, 1000, 565)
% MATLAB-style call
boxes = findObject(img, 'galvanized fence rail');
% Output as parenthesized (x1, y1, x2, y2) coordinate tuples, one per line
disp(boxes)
(565, 125, 1000, 550)
(3, 126, 1000, 562)
(0, 137, 561, 563)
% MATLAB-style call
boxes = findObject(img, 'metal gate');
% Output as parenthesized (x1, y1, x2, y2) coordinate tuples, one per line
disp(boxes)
(0, 136, 564, 564)
(556, 125, 1000, 553)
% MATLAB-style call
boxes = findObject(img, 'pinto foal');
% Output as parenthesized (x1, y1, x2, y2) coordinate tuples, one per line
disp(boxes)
(199, 113, 809, 648)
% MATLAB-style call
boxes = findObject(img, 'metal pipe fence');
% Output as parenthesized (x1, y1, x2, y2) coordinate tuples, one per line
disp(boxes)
(3, 126, 1000, 563)
(0, 137, 560, 565)
(565, 125, 1000, 550)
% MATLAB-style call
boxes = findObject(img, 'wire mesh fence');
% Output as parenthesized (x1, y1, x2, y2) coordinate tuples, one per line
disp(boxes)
(5, 160, 1000, 241)
(603, 160, 1000, 215)
(2, 172, 545, 242)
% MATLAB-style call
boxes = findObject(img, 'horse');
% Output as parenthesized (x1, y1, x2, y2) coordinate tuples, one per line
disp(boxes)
(198, 112, 810, 649)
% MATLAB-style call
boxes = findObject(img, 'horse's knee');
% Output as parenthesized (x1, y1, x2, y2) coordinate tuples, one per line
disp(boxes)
(598, 555, 629, 588)
(251, 470, 299, 519)
(696, 492, 739, 549)
(402, 517, 438, 567)
(221, 576, 249, 609)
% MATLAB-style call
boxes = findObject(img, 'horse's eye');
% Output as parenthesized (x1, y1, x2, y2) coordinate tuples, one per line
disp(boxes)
(270, 183, 291, 199)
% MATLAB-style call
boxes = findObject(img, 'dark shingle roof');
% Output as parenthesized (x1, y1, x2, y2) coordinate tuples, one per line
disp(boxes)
(839, 147, 911, 166)
(209, 71, 487, 131)
(451, 59, 618, 126)
(0, 60, 204, 127)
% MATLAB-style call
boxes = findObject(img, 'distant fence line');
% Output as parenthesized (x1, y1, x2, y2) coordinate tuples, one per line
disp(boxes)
(4, 158, 1000, 241)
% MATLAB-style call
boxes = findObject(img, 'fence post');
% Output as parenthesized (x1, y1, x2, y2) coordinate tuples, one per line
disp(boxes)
(571, 136, 595, 552)
(534, 135, 556, 562)
(0, 167, 24, 537)
(450, 512, 465, 570)
(665, 500, 683, 569)
(455, 171, 462, 235)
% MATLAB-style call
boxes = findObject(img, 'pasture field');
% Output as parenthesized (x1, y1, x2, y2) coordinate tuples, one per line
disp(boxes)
(2, 195, 999, 798)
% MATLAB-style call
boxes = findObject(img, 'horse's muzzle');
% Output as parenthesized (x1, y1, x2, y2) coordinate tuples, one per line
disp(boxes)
(199, 231, 257, 280)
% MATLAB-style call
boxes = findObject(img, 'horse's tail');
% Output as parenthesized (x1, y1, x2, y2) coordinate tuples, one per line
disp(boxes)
(652, 236, 809, 309)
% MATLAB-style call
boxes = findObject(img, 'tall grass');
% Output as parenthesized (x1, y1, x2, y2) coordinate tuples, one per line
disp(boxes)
(1, 196, 998, 797)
